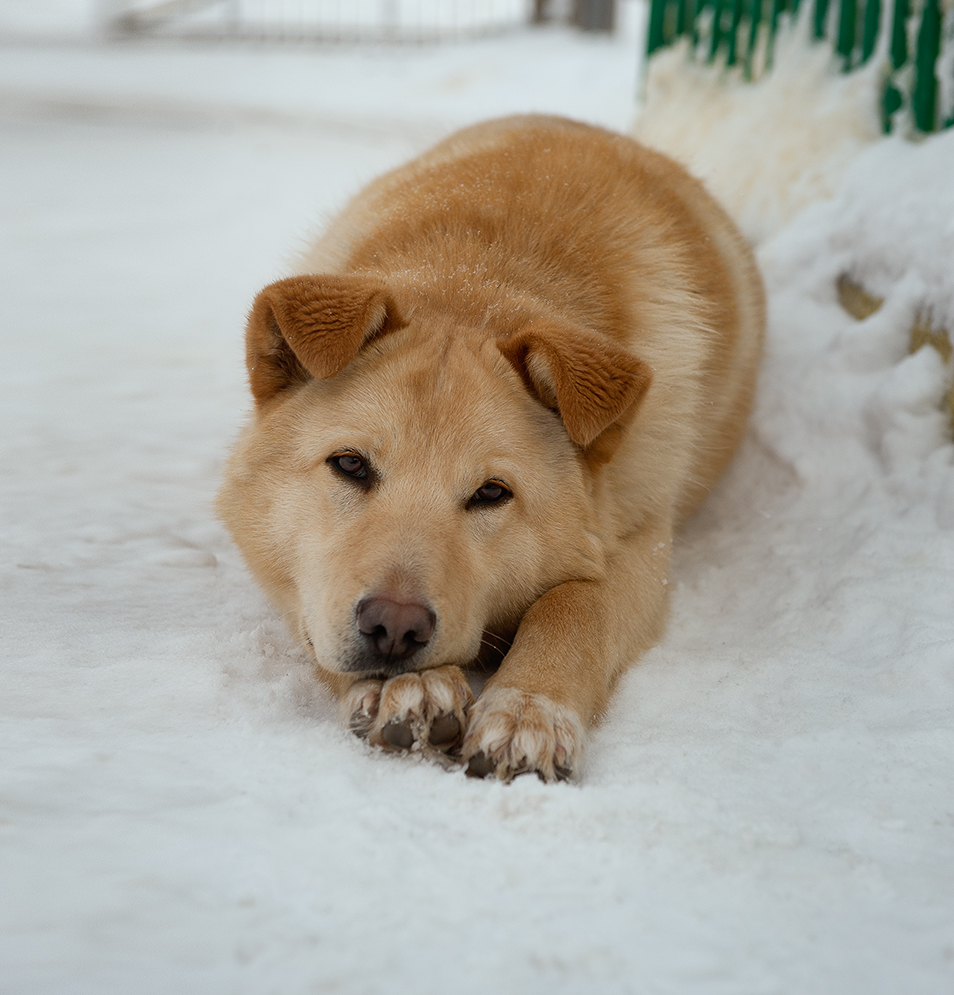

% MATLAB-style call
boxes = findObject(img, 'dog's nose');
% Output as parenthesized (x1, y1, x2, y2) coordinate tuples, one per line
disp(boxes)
(356, 596, 436, 662)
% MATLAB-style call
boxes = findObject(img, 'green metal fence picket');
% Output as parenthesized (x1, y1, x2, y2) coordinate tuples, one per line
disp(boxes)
(644, 0, 953, 133)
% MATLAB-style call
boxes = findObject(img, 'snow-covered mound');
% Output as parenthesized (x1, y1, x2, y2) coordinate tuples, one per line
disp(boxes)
(2, 14, 952, 994)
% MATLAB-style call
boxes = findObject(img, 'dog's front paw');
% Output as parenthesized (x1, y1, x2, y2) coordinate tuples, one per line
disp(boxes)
(461, 687, 585, 783)
(341, 666, 474, 755)
(340, 678, 385, 739)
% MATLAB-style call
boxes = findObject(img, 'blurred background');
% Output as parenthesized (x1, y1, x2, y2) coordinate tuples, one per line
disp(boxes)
(0, 0, 649, 404)
(0, 0, 646, 132)
(2, 0, 627, 42)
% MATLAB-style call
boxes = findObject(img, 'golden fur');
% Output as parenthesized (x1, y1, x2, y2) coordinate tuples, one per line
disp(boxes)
(217, 115, 765, 781)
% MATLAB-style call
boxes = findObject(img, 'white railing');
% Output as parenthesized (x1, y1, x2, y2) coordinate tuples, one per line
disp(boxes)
(107, 0, 537, 43)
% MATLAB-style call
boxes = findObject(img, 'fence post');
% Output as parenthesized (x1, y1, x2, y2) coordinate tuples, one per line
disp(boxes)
(912, 0, 941, 131)
(574, 0, 617, 31)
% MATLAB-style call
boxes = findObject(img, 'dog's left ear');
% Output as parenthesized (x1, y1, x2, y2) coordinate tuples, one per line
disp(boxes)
(245, 274, 406, 406)
(498, 320, 653, 455)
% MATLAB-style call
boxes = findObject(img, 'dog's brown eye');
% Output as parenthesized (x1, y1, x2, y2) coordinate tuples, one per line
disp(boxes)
(468, 480, 512, 508)
(329, 452, 369, 482)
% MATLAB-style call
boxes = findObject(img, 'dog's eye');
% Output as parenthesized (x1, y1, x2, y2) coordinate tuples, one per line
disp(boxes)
(468, 480, 512, 508)
(329, 452, 369, 481)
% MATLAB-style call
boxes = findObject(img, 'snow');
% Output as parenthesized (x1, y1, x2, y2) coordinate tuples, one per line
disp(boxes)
(2, 4, 953, 992)
(633, 17, 884, 243)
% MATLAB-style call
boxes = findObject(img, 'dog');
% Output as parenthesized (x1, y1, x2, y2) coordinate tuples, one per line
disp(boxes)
(217, 115, 765, 781)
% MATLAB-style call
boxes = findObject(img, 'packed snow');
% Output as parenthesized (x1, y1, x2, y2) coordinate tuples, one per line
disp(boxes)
(2, 3, 953, 992)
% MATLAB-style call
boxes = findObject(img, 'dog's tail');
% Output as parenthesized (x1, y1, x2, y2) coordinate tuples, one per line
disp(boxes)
(632, 12, 883, 244)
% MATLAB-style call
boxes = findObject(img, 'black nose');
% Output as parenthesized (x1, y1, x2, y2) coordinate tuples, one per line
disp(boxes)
(356, 596, 436, 663)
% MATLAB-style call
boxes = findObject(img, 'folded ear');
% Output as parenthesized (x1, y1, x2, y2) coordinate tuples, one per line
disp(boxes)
(245, 274, 406, 406)
(498, 320, 652, 454)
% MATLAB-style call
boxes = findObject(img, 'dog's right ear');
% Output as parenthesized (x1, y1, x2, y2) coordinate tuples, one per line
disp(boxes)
(498, 319, 652, 457)
(245, 275, 406, 406)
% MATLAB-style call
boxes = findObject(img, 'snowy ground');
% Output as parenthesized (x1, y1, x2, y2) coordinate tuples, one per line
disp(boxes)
(2, 4, 954, 993)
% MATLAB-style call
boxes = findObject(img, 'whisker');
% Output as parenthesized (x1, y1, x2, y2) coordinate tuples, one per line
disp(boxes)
(479, 630, 510, 653)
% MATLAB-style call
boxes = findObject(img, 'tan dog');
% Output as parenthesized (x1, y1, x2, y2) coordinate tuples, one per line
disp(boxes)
(217, 115, 765, 781)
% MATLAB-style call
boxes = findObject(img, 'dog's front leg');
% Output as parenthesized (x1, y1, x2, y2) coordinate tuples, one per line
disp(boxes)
(462, 515, 672, 782)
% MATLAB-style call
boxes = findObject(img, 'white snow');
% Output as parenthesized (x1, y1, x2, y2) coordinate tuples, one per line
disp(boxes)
(633, 16, 884, 244)
(2, 3, 953, 992)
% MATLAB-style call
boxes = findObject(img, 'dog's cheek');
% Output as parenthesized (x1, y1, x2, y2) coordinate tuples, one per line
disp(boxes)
(458, 519, 548, 636)
(468, 491, 602, 621)
(252, 473, 359, 665)
(294, 541, 364, 669)
(219, 453, 308, 628)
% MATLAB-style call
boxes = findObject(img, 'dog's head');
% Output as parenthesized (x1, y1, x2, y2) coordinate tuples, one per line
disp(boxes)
(218, 275, 651, 677)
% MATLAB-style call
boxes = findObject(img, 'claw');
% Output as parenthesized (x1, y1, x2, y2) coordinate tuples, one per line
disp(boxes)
(509, 767, 538, 782)
(465, 751, 497, 779)
(348, 702, 378, 739)
(349, 715, 373, 739)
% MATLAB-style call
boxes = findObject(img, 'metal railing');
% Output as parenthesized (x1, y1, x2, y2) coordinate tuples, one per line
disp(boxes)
(645, 0, 954, 132)
(106, 0, 620, 43)
(109, 0, 534, 43)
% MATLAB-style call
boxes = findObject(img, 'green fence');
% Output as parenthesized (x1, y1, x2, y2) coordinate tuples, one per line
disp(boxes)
(645, 0, 954, 133)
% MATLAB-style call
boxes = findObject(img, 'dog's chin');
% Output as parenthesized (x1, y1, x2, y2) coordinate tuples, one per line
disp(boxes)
(339, 659, 418, 680)
(313, 628, 485, 680)
(336, 647, 479, 681)
(335, 645, 433, 679)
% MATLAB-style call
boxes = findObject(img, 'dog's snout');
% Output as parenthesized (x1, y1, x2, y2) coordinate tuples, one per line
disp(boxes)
(356, 595, 436, 663)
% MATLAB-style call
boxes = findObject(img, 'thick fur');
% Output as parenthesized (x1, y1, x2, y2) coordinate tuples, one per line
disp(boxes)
(217, 115, 765, 781)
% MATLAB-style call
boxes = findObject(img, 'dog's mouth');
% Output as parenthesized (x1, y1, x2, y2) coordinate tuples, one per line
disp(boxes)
(331, 635, 486, 681)
(305, 635, 407, 678)
(339, 658, 421, 679)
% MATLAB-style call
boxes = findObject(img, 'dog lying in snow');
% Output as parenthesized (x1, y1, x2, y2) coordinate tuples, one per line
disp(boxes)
(217, 115, 765, 781)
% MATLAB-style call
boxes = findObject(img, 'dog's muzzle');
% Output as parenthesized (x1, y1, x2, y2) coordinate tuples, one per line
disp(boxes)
(351, 594, 436, 673)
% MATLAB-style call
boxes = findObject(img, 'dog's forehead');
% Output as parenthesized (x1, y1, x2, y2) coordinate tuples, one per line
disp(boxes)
(329, 325, 477, 399)
(298, 326, 570, 463)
